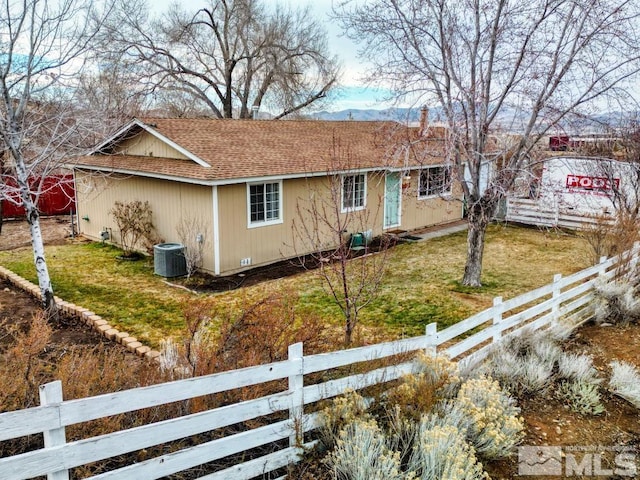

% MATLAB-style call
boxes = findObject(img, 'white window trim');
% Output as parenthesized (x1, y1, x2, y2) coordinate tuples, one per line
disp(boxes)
(246, 180, 284, 228)
(341, 173, 367, 213)
(417, 165, 452, 199)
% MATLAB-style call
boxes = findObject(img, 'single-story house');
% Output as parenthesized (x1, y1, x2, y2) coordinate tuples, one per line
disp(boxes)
(73, 118, 462, 275)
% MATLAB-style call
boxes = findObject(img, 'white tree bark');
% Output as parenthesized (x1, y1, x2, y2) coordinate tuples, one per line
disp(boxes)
(0, 0, 107, 317)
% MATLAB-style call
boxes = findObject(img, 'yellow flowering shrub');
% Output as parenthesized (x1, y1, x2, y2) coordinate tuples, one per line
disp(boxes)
(408, 422, 488, 480)
(326, 419, 410, 480)
(456, 377, 525, 459)
(319, 390, 370, 450)
(383, 354, 460, 423)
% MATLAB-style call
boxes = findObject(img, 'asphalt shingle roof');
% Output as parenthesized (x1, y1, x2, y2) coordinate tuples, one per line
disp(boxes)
(75, 118, 447, 183)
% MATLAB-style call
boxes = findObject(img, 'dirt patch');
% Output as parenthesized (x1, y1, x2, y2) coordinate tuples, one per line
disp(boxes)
(0, 278, 113, 351)
(0, 216, 74, 250)
(486, 320, 640, 479)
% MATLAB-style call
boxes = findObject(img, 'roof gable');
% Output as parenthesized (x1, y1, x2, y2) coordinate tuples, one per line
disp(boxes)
(91, 119, 212, 168)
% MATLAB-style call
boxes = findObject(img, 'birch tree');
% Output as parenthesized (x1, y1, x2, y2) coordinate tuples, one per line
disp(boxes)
(100, 0, 340, 119)
(0, 0, 107, 314)
(336, 0, 640, 286)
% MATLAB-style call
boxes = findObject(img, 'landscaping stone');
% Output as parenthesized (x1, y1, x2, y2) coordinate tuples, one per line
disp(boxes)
(104, 328, 119, 340)
(126, 341, 143, 353)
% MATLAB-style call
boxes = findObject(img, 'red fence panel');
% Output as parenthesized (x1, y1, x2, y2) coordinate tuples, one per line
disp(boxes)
(1, 175, 75, 218)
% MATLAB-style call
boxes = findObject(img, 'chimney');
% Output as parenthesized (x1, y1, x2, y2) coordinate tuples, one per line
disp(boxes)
(418, 106, 429, 136)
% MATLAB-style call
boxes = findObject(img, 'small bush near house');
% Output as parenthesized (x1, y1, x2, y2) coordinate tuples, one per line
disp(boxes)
(109, 200, 160, 257)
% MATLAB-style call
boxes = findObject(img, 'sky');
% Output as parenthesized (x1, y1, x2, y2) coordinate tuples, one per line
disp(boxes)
(150, 0, 396, 111)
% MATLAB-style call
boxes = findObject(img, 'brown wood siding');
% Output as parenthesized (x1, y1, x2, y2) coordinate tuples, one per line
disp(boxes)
(399, 173, 463, 230)
(75, 169, 463, 276)
(216, 172, 462, 274)
(115, 133, 189, 160)
(74, 171, 214, 272)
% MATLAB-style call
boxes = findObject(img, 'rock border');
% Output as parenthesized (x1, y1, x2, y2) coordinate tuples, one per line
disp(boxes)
(0, 266, 162, 361)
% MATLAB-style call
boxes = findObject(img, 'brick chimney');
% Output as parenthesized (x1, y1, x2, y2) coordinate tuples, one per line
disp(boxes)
(418, 106, 429, 136)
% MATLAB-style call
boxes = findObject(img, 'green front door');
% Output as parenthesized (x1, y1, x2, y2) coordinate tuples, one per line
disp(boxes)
(384, 172, 401, 228)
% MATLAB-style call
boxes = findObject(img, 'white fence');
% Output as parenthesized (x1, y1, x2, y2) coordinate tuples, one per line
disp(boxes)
(1, 245, 638, 480)
(505, 197, 612, 230)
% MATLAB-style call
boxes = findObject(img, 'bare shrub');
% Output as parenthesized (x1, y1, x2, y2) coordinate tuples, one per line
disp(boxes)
(0, 313, 52, 410)
(609, 361, 640, 409)
(0, 313, 176, 466)
(158, 289, 338, 410)
(176, 215, 207, 278)
(581, 211, 640, 265)
(109, 200, 159, 256)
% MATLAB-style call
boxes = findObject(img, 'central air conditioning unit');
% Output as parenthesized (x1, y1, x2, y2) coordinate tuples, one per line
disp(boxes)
(154, 243, 187, 278)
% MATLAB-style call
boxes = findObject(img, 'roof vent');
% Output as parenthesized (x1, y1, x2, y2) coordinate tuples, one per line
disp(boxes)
(154, 243, 187, 278)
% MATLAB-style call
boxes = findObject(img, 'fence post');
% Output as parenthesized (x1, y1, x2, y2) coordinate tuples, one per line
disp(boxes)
(492, 296, 503, 342)
(551, 274, 562, 324)
(39, 380, 69, 480)
(598, 255, 608, 278)
(288, 342, 304, 448)
(425, 323, 437, 357)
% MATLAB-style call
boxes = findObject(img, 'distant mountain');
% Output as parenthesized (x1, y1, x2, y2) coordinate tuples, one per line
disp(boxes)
(307, 107, 639, 134)
(308, 107, 423, 122)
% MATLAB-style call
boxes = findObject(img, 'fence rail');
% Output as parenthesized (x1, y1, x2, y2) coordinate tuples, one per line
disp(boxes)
(505, 197, 612, 230)
(1, 244, 638, 480)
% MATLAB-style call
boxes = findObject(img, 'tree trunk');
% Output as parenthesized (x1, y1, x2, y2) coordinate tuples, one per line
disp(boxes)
(14, 147, 58, 318)
(462, 218, 488, 287)
(26, 206, 57, 318)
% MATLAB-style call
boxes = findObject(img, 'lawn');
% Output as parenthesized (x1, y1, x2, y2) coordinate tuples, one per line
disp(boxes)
(0, 224, 590, 347)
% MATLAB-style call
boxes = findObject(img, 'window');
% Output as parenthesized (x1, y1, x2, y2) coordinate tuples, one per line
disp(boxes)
(418, 166, 451, 198)
(248, 181, 282, 227)
(342, 173, 366, 211)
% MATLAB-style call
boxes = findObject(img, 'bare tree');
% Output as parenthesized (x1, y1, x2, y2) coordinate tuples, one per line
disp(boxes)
(336, 0, 640, 286)
(292, 140, 391, 344)
(0, 0, 107, 314)
(582, 119, 640, 260)
(100, 0, 340, 119)
(74, 61, 149, 145)
(176, 215, 207, 279)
